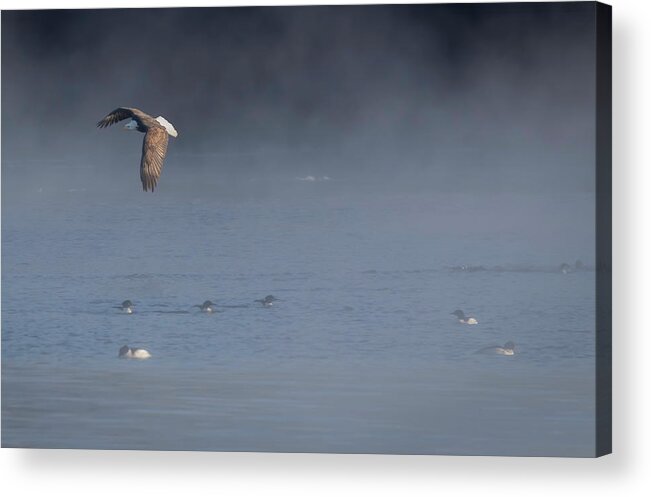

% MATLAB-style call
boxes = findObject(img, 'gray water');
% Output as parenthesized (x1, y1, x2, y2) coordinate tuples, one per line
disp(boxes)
(2, 179, 596, 456)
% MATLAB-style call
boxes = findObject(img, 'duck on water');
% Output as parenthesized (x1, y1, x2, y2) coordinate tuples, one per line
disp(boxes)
(116, 300, 134, 314)
(118, 345, 151, 359)
(451, 309, 478, 325)
(255, 295, 278, 307)
(476, 341, 515, 356)
(195, 300, 217, 313)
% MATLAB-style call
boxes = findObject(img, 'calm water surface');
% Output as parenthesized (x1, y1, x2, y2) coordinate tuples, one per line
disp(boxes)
(2, 184, 596, 455)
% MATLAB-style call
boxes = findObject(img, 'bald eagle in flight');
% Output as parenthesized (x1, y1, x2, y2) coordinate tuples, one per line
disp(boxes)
(97, 107, 178, 192)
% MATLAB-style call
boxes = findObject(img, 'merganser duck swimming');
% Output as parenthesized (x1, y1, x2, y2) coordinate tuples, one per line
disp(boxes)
(194, 300, 217, 313)
(255, 295, 278, 307)
(118, 345, 151, 359)
(476, 341, 515, 356)
(116, 300, 134, 314)
(451, 309, 478, 325)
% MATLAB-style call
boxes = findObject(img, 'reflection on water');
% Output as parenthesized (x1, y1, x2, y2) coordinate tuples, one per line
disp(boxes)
(2, 189, 596, 455)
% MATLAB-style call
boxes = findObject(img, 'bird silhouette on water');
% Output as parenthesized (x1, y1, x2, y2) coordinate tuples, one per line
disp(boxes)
(255, 295, 278, 307)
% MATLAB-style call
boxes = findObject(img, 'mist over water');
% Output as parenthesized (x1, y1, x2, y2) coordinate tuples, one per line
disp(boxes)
(2, 4, 597, 455)
(2, 3, 595, 194)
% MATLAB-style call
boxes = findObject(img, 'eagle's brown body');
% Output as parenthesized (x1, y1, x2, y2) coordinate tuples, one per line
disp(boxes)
(97, 107, 177, 192)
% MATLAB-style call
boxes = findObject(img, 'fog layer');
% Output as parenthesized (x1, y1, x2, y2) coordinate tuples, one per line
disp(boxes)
(2, 4, 596, 195)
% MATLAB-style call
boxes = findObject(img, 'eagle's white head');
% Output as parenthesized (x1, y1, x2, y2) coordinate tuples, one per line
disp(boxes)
(155, 116, 178, 138)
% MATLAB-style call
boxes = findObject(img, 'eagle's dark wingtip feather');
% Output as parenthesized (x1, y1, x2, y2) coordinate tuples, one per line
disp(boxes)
(142, 181, 156, 192)
(97, 117, 115, 128)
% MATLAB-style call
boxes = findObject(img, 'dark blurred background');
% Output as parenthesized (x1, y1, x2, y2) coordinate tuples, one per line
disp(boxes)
(2, 3, 597, 195)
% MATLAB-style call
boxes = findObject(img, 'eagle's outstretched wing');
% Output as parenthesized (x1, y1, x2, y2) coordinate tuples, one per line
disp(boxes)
(97, 107, 154, 128)
(140, 126, 169, 192)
